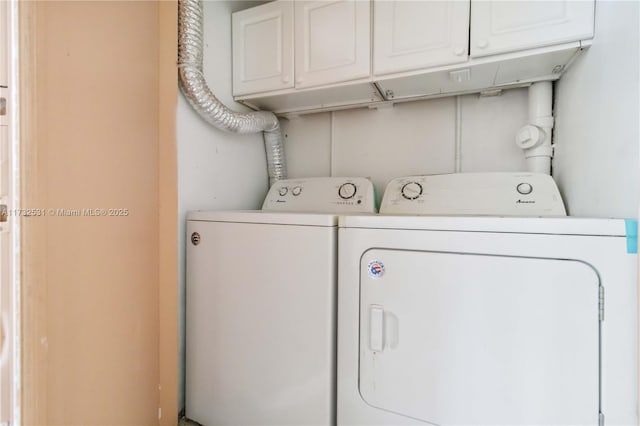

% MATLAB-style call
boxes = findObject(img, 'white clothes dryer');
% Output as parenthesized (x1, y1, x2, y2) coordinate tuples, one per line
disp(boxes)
(186, 177, 376, 426)
(337, 173, 638, 426)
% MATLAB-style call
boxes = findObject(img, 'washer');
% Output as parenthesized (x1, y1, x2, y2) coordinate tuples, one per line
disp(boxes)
(186, 177, 376, 426)
(337, 173, 637, 426)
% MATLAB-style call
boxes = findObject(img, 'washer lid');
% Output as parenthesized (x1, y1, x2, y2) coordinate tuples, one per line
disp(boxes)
(339, 215, 627, 236)
(187, 210, 338, 227)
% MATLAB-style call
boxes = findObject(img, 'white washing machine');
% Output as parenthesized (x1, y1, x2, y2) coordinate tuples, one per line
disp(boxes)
(337, 173, 638, 426)
(186, 177, 376, 426)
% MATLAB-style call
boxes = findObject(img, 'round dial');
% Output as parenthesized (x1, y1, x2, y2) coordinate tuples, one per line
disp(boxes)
(278, 187, 288, 196)
(401, 182, 423, 200)
(338, 183, 357, 200)
(516, 183, 533, 195)
(292, 186, 302, 196)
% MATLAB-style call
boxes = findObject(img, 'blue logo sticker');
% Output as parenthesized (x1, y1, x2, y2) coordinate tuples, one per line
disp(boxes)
(367, 261, 385, 279)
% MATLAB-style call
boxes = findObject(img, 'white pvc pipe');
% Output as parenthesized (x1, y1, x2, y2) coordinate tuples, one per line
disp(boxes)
(522, 82, 554, 175)
(526, 156, 552, 174)
(528, 81, 552, 122)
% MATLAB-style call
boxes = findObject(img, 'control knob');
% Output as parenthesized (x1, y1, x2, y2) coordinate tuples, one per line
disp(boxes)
(338, 183, 357, 199)
(401, 182, 423, 200)
(516, 183, 533, 195)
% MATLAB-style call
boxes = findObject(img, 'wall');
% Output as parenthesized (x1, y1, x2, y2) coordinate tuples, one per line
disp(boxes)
(282, 89, 529, 195)
(159, 2, 179, 425)
(176, 0, 268, 412)
(22, 1, 162, 424)
(554, 1, 639, 218)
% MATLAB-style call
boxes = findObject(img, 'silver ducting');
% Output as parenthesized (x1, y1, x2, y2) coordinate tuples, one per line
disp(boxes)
(178, 0, 287, 185)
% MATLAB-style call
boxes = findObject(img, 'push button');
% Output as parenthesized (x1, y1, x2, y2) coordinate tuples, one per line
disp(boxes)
(516, 183, 533, 195)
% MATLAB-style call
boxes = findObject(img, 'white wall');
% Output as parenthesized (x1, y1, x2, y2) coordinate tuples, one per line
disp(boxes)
(177, 0, 268, 411)
(554, 1, 639, 218)
(282, 89, 529, 196)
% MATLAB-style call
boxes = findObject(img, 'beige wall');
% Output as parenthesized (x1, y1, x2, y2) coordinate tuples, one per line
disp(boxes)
(21, 1, 178, 424)
(159, 1, 179, 425)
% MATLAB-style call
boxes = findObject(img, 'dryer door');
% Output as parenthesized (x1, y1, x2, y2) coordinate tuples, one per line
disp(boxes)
(359, 249, 600, 425)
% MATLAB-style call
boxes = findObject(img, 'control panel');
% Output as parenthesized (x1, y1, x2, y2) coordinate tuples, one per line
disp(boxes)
(262, 177, 377, 213)
(380, 173, 566, 216)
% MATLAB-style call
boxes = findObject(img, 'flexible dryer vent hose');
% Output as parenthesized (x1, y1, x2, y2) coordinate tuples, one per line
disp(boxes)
(177, 0, 287, 186)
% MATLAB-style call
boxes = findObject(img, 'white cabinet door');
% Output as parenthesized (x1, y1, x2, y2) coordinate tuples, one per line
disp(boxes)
(373, 1, 470, 76)
(471, 0, 595, 57)
(232, 1, 294, 96)
(294, 0, 370, 89)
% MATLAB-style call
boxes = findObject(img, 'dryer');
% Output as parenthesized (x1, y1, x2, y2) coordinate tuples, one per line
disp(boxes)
(186, 177, 376, 426)
(337, 173, 638, 426)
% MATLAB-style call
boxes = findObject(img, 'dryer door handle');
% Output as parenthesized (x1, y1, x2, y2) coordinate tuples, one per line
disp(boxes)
(369, 305, 385, 352)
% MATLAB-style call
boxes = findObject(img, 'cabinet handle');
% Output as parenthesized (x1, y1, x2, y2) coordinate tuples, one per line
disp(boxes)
(476, 39, 488, 49)
(453, 47, 465, 56)
(282, 75, 290, 84)
(295, 77, 303, 85)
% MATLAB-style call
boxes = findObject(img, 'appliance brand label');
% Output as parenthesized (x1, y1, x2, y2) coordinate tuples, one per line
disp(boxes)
(367, 261, 385, 279)
(516, 199, 535, 204)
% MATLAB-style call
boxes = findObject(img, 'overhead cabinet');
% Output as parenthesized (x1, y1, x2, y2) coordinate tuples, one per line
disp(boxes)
(232, 0, 370, 95)
(232, 0, 595, 115)
(232, 1, 294, 96)
(294, 0, 370, 89)
(373, 0, 470, 76)
(470, 1, 595, 57)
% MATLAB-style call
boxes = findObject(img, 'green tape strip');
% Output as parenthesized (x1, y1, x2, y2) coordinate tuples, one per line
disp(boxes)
(625, 219, 638, 254)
